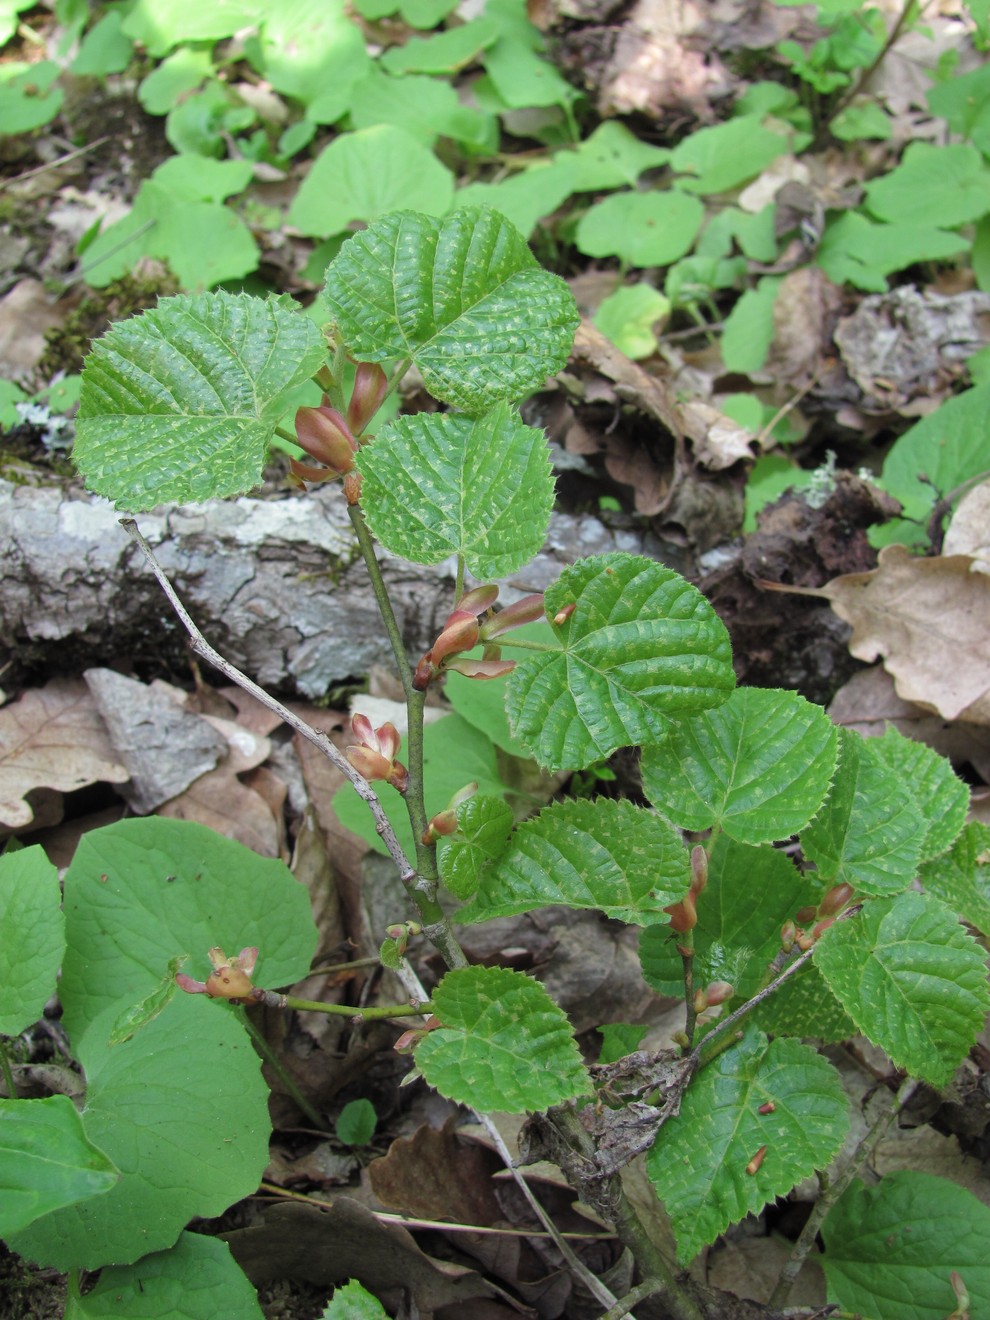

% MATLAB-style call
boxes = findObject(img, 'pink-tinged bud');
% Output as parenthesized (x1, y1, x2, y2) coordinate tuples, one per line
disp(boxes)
(781, 920, 797, 950)
(795, 906, 817, 925)
(690, 845, 708, 895)
(431, 614, 481, 665)
(445, 657, 516, 680)
(177, 946, 259, 1002)
(294, 404, 357, 474)
(552, 602, 576, 626)
(758, 1101, 775, 1115)
(386, 760, 409, 794)
(665, 892, 697, 932)
(949, 1271, 970, 1319)
(693, 988, 707, 1014)
(343, 471, 363, 505)
(351, 713, 376, 745)
(796, 930, 814, 952)
(394, 1014, 441, 1054)
(347, 362, 388, 434)
(413, 652, 435, 690)
(479, 593, 546, 641)
(346, 744, 394, 782)
(346, 716, 407, 791)
(423, 784, 480, 843)
(705, 981, 734, 1006)
(810, 916, 835, 942)
(376, 722, 401, 762)
(746, 1145, 767, 1176)
(455, 583, 500, 616)
(819, 882, 855, 917)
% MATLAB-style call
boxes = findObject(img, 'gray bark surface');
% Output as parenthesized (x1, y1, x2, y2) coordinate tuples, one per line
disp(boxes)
(1, 478, 651, 697)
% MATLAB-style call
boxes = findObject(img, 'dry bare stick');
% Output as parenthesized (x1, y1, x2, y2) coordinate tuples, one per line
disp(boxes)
(120, 517, 417, 886)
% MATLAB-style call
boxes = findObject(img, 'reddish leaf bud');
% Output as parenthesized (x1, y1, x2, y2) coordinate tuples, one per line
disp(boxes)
(780, 919, 797, 950)
(690, 845, 708, 895)
(386, 760, 409, 794)
(552, 602, 576, 626)
(819, 882, 855, 917)
(294, 404, 356, 474)
(704, 981, 734, 1006)
(347, 361, 388, 434)
(796, 930, 814, 951)
(758, 1101, 775, 1115)
(665, 892, 697, 932)
(479, 593, 546, 641)
(445, 657, 516, 680)
(810, 916, 835, 942)
(431, 614, 481, 665)
(343, 471, 363, 505)
(345, 744, 394, 783)
(795, 906, 817, 925)
(413, 652, 434, 690)
(177, 946, 259, 1002)
(746, 1145, 767, 1176)
(455, 583, 500, 616)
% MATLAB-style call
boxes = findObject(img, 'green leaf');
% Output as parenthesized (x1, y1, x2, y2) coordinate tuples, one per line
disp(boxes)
(0, 0, 35, 45)
(415, 965, 589, 1112)
(438, 794, 514, 900)
(597, 1022, 649, 1064)
(347, 67, 497, 152)
(670, 117, 789, 194)
(458, 797, 691, 925)
(817, 211, 969, 293)
(336, 1099, 377, 1146)
(800, 728, 927, 896)
(0, 1096, 118, 1237)
(569, 121, 670, 190)
(822, 1172, 990, 1320)
(927, 62, 990, 156)
(0, 61, 63, 135)
(639, 833, 814, 1001)
(246, 0, 371, 108)
(721, 276, 781, 374)
(831, 101, 892, 141)
(482, 35, 577, 111)
(506, 553, 735, 772)
(871, 382, 990, 548)
(593, 284, 670, 360)
(447, 651, 547, 757)
(919, 822, 990, 935)
(641, 688, 837, 845)
(322, 1280, 389, 1319)
(6, 996, 271, 1270)
(137, 45, 213, 115)
(356, 402, 554, 577)
(647, 1031, 848, 1265)
(121, 0, 262, 54)
(753, 962, 856, 1042)
(869, 728, 968, 862)
(381, 18, 499, 74)
(744, 455, 817, 531)
(64, 1230, 265, 1319)
(81, 178, 260, 291)
(74, 291, 326, 510)
(58, 817, 318, 1062)
(0, 846, 65, 1036)
(453, 157, 577, 237)
(814, 892, 990, 1086)
(107, 954, 185, 1047)
(864, 144, 990, 229)
(322, 209, 579, 411)
(165, 80, 255, 157)
(70, 11, 134, 76)
(333, 713, 507, 858)
(575, 191, 705, 268)
(149, 153, 255, 203)
(289, 127, 454, 238)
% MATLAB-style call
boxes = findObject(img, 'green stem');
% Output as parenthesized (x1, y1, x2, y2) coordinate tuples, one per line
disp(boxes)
(347, 503, 415, 700)
(768, 1074, 920, 1309)
(455, 553, 465, 601)
(275, 425, 299, 446)
(0, 1040, 17, 1098)
(493, 635, 556, 652)
(609, 1176, 706, 1320)
(240, 1009, 325, 1128)
(282, 996, 433, 1019)
(679, 930, 697, 1047)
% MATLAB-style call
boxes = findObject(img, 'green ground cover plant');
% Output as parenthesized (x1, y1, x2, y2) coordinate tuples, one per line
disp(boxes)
(3, 205, 989, 1319)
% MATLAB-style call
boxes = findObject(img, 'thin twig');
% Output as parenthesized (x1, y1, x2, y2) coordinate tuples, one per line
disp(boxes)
(473, 1111, 628, 1316)
(120, 517, 418, 887)
(768, 1074, 920, 1309)
(0, 136, 111, 192)
(813, 0, 917, 149)
(601, 1279, 665, 1319)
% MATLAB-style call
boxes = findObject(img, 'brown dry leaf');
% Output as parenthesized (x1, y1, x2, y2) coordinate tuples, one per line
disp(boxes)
(0, 679, 129, 828)
(682, 402, 755, 471)
(158, 769, 282, 857)
(370, 1119, 505, 1227)
(944, 480, 990, 573)
(813, 545, 990, 723)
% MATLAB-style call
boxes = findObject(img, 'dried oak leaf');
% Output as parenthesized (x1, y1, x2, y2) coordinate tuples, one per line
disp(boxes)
(0, 680, 129, 828)
(816, 544, 990, 724)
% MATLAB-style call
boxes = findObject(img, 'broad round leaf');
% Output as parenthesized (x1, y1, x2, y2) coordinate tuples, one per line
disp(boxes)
(0, 1096, 117, 1237)
(63, 1230, 265, 1319)
(356, 402, 554, 576)
(415, 966, 589, 1112)
(641, 688, 837, 844)
(647, 1030, 848, 1265)
(822, 1172, 990, 1320)
(800, 728, 927, 896)
(75, 292, 327, 510)
(575, 190, 704, 267)
(814, 892, 990, 1087)
(323, 209, 579, 411)
(458, 797, 691, 925)
(0, 846, 65, 1036)
(639, 833, 814, 1000)
(870, 727, 968, 863)
(506, 553, 735, 772)
(6, 997, 270, 1270)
